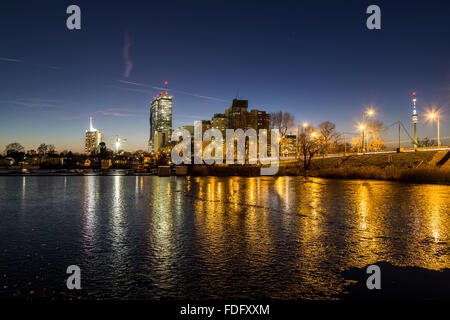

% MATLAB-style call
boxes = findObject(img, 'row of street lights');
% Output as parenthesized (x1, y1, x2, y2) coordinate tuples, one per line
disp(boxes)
(299, 107, 442, 152)
(359, 108, 442, 151)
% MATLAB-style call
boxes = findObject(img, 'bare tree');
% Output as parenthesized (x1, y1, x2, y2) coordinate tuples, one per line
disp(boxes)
(270, 110, 295, 137)
(318, 121, 339, 156)
(270, 111, 281, 131)
(5, 142, 24, 155)
(47, 144, 56, 154)
(297, 132, 322, 174)
(350, 137, 362, 153)
(418, 137, 437, 147)
(37, 143, 48, 155)
(367, 120, 387, 152)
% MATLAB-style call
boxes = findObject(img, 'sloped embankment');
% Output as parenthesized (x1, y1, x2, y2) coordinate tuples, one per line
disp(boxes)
(309, 151, 450, 184)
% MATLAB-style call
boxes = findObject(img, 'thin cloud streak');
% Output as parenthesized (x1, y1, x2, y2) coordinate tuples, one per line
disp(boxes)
(0, 57, 61, 70)
(96, 108, 136, 117)
(6, 98, 62, 109)
(115, 79, 228, 102)
(107, 85, 156, 95)
(0, 57, 22, 63)
(123, 33, 134, 77)
(117, 80, 164, 91)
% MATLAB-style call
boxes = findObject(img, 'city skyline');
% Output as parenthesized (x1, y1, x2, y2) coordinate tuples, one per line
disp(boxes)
(0, 0, 449, 152)
(0, 0, 449, 306)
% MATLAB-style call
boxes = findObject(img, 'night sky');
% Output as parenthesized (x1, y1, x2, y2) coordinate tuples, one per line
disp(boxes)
(0, 0, 449, 152)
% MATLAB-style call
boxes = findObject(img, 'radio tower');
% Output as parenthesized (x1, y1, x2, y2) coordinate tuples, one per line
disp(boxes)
(164, 80, 168, 94)
(411, 92, 418, 148)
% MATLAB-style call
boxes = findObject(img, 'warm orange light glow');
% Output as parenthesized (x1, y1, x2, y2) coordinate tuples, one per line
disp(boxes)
(428, 112, 436, 119)
(367, 109, 375, 116)
(360, 125, 365, 130)
(303, 122, 308, 128)
(311, 131, 317, 137)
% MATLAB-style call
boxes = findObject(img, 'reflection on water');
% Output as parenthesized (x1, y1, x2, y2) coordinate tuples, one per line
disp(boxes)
(0, 176, 448, 299)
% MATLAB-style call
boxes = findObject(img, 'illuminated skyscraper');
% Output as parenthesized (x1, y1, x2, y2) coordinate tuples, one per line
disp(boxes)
(211, 113, 228, 136)
(149, 82, 173, 152)
(85, 116, 103, 155)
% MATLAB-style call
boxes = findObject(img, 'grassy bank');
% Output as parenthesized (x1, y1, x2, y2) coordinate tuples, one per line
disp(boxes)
(312, 166, 450, 184)
(309, 151, 441, 170)
(189, 150, 450, 184)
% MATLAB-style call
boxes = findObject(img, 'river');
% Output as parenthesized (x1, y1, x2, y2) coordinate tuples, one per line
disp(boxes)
(0, 176, 448, 299)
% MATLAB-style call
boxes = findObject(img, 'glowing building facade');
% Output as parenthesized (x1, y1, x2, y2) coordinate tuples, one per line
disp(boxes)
(85, 116, 103, 155)
(211, 113, 228, 136)
(149, 90, 173, 152)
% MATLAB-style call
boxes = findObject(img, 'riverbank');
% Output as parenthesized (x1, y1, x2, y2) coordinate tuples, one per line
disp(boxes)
(1, 150, 449, 184)
(0, 169, 156, 176)
(310, 166, 450, 184)
(308, 150, 450, 184)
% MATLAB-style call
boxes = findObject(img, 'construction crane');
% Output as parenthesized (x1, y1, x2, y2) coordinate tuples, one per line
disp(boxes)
(114, 135, 127, 154)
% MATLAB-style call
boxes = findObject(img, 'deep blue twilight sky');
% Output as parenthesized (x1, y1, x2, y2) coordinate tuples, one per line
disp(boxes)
(0, 0, 449, 152)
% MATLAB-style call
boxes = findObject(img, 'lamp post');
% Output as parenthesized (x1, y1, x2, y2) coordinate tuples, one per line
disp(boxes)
(302, 122, 308, 133)
(428, 113, 440, 147)
(361, 109, 374, 154)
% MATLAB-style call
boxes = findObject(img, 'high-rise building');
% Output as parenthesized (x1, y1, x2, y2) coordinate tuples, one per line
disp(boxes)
(85, 116, 103, 155)
(149, 84, 173, 152)
(194, 120, 211, 136)
(211, 113, 228, 136)
(224, 99, 269, 132)
(225, 99, 248, 130)
(247, 109, 270, 132)
(179, 125, 194, 136)
(281, 134, 297, 157)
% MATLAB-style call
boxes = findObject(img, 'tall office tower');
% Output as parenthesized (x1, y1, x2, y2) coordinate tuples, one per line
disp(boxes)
(224, 99, 270, 132)
(149, 82, 173, 152)
(211, 113, 228, 136)
(85, 116, 103, 155)
(247, 109, 270, 131)
(225, 99, 248, 130)
(194, 120, 212, 137)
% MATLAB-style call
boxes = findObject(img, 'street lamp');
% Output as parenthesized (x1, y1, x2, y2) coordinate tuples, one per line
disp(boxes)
(301, 122, 309, 134)
(428, 112, 440, 147)
(361, 109, 375, 154)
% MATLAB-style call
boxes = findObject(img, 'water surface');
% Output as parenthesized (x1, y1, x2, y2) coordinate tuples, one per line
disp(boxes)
(0, 176, 448, 299)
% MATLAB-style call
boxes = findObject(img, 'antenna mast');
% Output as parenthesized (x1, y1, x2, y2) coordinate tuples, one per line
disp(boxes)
(89, 116, 94, 131)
